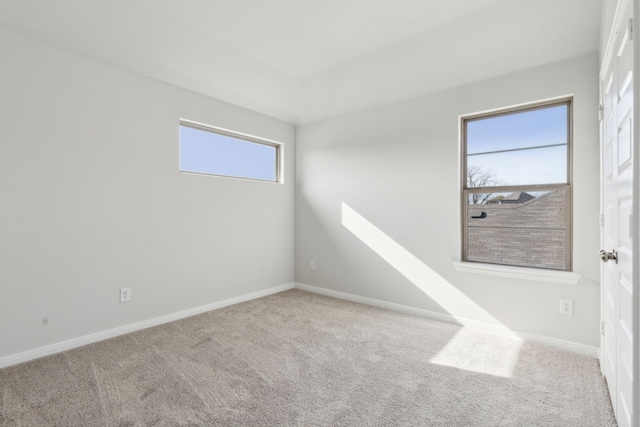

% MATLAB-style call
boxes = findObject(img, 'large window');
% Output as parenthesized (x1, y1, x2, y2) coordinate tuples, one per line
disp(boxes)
(461, 98, 572, 271)
(179, 119, 281, 182)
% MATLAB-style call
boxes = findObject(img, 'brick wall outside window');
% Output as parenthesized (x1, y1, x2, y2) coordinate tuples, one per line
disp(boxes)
(466, 191, 565, 269)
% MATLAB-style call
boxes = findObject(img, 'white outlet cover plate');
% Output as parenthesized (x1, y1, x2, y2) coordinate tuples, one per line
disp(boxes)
(559, 298, 573, 315)
(120, 287, 131, 302)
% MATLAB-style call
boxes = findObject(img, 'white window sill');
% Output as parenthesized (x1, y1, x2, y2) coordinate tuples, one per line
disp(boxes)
(452, 261, 581, 285)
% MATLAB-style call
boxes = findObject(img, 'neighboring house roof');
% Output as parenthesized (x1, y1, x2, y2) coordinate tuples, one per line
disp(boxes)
(498, 192, 535, 204)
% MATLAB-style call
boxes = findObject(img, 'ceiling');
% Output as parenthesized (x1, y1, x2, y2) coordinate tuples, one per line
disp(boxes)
(0, 0, 602, 124)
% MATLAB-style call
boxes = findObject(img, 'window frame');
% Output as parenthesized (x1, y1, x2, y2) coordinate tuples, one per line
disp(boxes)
(460, 97, 573, 271)
(179, 119, 283, 183)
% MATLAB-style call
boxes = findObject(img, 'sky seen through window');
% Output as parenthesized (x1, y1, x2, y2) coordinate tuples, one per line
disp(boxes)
(466, 104, 568, 187)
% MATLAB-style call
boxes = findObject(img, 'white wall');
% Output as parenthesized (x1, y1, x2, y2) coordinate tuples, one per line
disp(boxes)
(0, 30, 295, 360)
(295, 53, 601, 348)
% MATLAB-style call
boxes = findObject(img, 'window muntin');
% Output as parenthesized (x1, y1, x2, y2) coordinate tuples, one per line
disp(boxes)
(462, 99, 572, 271)
(179, 120, 281, 182)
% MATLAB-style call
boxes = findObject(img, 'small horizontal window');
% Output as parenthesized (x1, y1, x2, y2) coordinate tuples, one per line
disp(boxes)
(179, 120, 281, 182)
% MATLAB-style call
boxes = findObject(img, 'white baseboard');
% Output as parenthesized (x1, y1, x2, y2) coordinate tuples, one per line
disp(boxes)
(294, 283, 599, 358)
(0, 283, 295, 369)
(1, 282, 598, 368)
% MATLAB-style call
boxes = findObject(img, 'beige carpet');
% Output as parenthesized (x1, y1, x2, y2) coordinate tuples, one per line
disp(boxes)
(0, 289, 616, 426)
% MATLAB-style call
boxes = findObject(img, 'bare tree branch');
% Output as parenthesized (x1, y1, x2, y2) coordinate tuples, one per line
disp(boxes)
(467, 166, 501, 204)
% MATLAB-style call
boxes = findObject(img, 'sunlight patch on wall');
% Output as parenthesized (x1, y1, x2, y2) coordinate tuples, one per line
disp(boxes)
(341, 202, 513, 333)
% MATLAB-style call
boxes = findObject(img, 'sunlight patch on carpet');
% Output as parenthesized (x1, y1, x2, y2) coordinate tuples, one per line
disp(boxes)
(429, 328, 523, 378)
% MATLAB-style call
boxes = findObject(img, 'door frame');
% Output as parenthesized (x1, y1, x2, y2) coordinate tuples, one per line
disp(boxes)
(634, 1, 639, 425)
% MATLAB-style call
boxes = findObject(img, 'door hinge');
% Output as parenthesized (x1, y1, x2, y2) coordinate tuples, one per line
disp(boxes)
(601, 321, 605, 336)
(629, 18, 633, 42)
(598, 104, 604, 122)
(600, 213, 604, 227)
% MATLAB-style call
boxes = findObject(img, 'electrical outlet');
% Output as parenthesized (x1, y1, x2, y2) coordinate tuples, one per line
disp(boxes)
(120, 287, 131, 303)
(309, 260, 315, 271)
(559, 299, 573, 316)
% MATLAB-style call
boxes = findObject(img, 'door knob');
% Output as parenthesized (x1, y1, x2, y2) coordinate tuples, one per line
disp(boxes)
(599, 249, 618, 263)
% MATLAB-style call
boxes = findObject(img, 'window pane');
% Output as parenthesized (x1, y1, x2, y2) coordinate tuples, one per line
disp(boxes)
(465, 189, 567, 270)
(462, 99, 571, 271)
(467, 104, 568, 155)
(467, 145, 567, 186)
(179, 125, 278, 182)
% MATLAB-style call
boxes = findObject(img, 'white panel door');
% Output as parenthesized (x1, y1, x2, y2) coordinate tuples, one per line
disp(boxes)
(601, 1, 634, 426)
